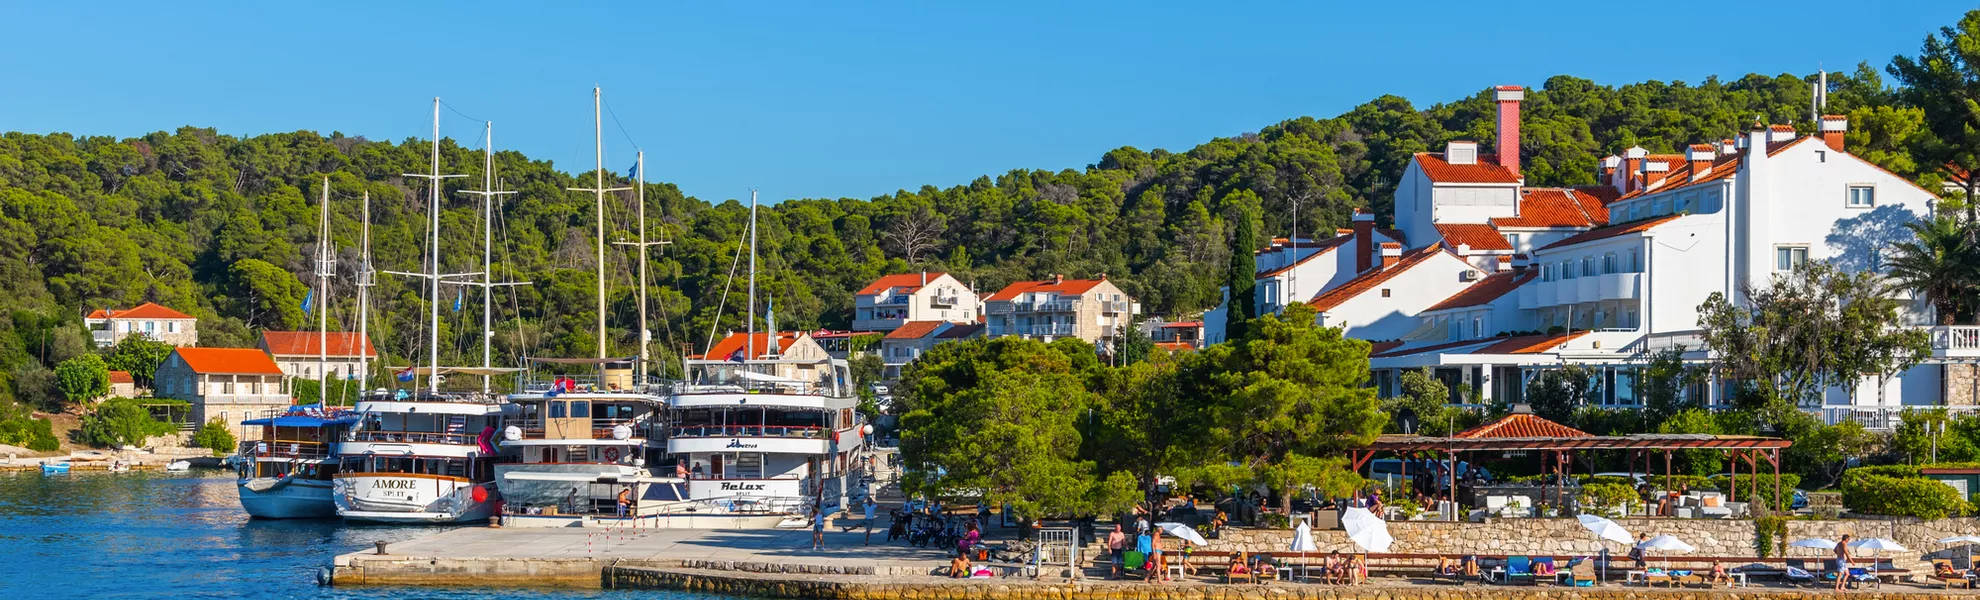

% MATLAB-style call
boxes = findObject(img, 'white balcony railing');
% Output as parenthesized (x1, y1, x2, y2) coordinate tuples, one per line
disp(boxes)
(1821, 405, 1980, 431)
(986, 304, 1016, 315)
(1036, 300, 1077, 312)
(930, 294, 960, 307)
(1028, 324, 1075, 336)
(1519, 272, 1641, 309)
(1932, 326, 1980, 352)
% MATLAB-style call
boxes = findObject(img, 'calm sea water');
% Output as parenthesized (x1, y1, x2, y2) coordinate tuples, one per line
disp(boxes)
(0, 470, 713, 600)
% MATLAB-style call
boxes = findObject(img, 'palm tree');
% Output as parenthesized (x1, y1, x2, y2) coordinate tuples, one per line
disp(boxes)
(1885, 215, 1976, 324)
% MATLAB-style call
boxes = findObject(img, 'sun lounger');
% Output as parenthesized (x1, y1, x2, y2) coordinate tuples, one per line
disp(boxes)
(1505, 556, 1535, 585)
(1929, 560, 1974, 589)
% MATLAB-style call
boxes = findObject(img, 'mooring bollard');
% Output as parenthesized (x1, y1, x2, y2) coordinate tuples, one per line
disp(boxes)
(375, 541, 389, 555)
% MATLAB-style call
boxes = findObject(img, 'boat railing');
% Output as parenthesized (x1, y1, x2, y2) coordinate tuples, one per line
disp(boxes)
(348, 430, 478, 446)
(669, 425, 826, 439)
(248, 440, 334, 460)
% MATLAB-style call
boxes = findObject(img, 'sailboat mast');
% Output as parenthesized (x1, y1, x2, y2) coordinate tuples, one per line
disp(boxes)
(593, 87, 607, 362)
(481, 123, 494, 394)
(358, 191, 372, 396)
(316, 177, 333, 405)
(747, 190, 758, 361)
(426, 98, 443, 394)
(634, 151, 649, 385)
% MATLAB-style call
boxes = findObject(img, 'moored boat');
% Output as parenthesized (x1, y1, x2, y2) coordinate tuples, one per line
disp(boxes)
(236, 405, 358, 519)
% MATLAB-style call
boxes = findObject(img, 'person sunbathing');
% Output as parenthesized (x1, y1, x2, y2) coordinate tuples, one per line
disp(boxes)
(1228, 556, 1251, 579)
(1463, 555, 1481, 578)
(1437, 556, 1457, 576)
(1709, 560, 1731, 587)
(950, 553, 971, 579)
(1324, 552, 1344, 584)
(1533, 559, 1557, 577)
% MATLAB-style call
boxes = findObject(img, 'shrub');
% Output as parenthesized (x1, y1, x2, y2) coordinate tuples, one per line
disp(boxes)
(1578, 482, 1638, 517)
(1652, 474, 1714, 491)
(1578, 475, 1636, 488)
(0, 413, 60, 452)
(54, 353, 110, 405)
(191, 419, 236, 457)
(75, 397, 176, 448)
(1844, 465, 1922, 481)
(1754, 516, 1788, 558)
(1841, 472, 1971, 519)
(1709, 473, 1801, 507)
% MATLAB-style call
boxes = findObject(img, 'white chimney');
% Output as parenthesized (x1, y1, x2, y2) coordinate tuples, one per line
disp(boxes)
(1767, 124, 1796, 146)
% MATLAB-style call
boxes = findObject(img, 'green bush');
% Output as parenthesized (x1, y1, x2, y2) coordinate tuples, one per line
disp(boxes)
(1578, 475, 1636, 488)
(1845, 465, 1922, 481)
(1652, 474, 1715, 491)
(1709, 473, 1801, 506)
(191, 419, 236, 457)
(1754, 516, 1788, 558)
(0, 413, 60, 452)
(1577, 483, 1639, 517)
(75, 397, 176, 448)
(1841, 472, 1971, 519)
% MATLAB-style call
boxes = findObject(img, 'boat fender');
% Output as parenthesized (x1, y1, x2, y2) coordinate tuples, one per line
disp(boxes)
(316, 565, 333, 587)
(471, 485, 488, 503)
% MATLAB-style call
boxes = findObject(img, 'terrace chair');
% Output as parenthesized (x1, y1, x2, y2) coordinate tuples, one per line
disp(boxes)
(1569, 560, 1596, 587)
(1929, 560, 1974, 589)
(1531, 557, 1557, 586)
(1506, 555, 1535, 585)
(1225, 551, 1255, 584)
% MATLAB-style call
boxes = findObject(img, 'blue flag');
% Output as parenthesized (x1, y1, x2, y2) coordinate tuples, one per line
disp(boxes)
(300, 289, 315, 314)
(453, 289, 463, 312)
(626, 161, 640, 179)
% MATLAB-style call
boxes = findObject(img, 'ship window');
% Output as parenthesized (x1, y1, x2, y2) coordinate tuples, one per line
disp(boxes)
(570, 401, 590, 418)
(549, 401, 567, 419)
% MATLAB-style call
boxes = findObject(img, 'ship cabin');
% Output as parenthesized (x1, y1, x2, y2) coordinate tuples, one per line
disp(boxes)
(237, 407, 357, 480)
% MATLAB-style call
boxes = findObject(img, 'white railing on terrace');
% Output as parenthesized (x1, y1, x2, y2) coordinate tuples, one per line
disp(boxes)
(930, 294, 960, 307)
(1820, 405, 1980, 431)
(1930, 326, 1980, 351)
(1029, 324, 1075, 336)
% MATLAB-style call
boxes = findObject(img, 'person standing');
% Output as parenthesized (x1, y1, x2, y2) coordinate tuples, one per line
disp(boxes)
(812, 507, 828, 551)
(863, 497, 878, 545)
(1106, 524, 1127, 579)
(615, 487, 632, 518)
(1143, 528, 1165, 583)
(1834, 534, 1852, 592)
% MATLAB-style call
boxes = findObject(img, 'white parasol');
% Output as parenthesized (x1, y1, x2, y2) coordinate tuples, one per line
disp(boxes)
(1290, 520, 1319, 581)
(1849, 538, 1907, 582)
(1156, 521, 1207, 546)
(1788, 538, 1838, 549)
(1577, 514, 1632, 581)
(1341, 507, 1393, 553)
(1635, 534, 1695, 570)
(1939, 535, 1980, 568)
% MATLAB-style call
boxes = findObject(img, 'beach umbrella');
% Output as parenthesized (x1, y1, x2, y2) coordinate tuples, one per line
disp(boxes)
(1789, 538, 1838, 549)
(1939, 535, 1980, 567)
(1849, 538, 1906, 581)
(1635, 535, 1695, 570)
(1342, 507, 1393, 553)
(1577, 514, 1631, 582)
(1290, 520, 1319, 581)
(1155, 522, 1207, 546)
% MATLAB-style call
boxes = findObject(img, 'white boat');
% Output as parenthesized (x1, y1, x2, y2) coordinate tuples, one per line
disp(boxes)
(332, 392, 514, 523)
(660, 356, 867, 527)
(166, 460, 191, 472)
(496, 370, 674, 528)
(236, 405, 358, 519)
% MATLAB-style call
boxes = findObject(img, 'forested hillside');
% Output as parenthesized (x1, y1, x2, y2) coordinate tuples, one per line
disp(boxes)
(0, 64, 1934, 409)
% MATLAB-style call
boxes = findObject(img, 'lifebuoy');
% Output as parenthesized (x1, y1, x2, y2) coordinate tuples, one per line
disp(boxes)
(604, 447, 620, 462)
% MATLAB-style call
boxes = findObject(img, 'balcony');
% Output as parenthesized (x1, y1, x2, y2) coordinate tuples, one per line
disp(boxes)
(91, 329, 116, 347)
(986, 303, 1016, 315)
(1034, 300, 1077, 312)
(930, 294, 961, 307)
(1931, 326, 1980, 359)
(1822, 405, 1980, 431)
(1518, 272, 1641, 309)
(1099, 300, 1132, 314)
(853, 317, 908, 331)
(1028, 324, 1075, 337)
(872, 295, 911, 306)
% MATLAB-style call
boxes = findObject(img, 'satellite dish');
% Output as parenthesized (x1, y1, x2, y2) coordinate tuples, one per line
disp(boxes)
(611, 424, 633, 440)
(503, 426, 522, 441)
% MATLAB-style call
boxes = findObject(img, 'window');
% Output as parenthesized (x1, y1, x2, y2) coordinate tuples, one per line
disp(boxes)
(1561, 260, 1576, 279)
(1541, 263, 1554, 282)
(1630, 203, 1646, 222)
(549, 401, 567, 419)
(1380, 288, 1391, 298)
(1776, 246, 1809, 271)
(167, 322, 178, 333)
(1847, 185, 1875, 208)
(1602, 252, 1617, 274)
(144, 321, 155, 332)
(1471, 316, 1483, 339)
(570, 401, 590, 418)
(1581, 257, 1596, 277)
(1626, 248, 1641, 272)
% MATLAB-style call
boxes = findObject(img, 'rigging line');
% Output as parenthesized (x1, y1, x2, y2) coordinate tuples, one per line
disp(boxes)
(600, 96, 640, 151)
(705, 228, 751, 354)
(438, 99, 485, 130)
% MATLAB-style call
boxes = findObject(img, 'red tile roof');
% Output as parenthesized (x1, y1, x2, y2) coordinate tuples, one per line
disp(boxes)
(1423, 270, 1536, 312)
(1469, 331, 1588, 355)
(1434, 223, 1513, 251)
(1491, 189, 1602, 229)
(1571, 185, 1622, 204)
(108, 370, 134, 384)
(936, 323, 985, 339)
(697, 331, 803, 360)
(1256, 235, 1354, 277)
(856, 273, 946, 296)
(1454, 413, 1591, 439)
(984, 278, 1107, 302)
(1308, 246, 1455, 311)
(1154, 341, 1197, 352)
(174, 347, 284, 375)
(1414, 152, 1524, 184)
(1160, 321, 1203, 329)
(1368, 340, 1406, 356)
(1535, 214, 1685, 251)
(260, 331, 377, 357)
(884, 320, 948, 340)
(86, 302, 195, 321)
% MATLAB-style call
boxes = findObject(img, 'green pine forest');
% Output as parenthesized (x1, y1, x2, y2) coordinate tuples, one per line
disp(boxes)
(0, 48, 1955, 417)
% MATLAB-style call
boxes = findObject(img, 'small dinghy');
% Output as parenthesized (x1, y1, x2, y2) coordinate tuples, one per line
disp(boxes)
(40, 462, 71, 474)
(165, 460, 192, 472)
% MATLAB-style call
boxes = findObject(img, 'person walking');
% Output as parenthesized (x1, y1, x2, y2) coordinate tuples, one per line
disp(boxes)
(1142, 528, 1165, 583)
(1834, 534, 1853, 592)
(863, 497, 878, 545)
(812, 507, 828, 551)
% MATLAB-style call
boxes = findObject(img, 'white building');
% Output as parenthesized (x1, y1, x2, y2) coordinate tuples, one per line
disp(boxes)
(153, 347, 290, 441)
(1370, 112, 1953, 428)
(84, 302, 198, 347)
(878, 321, 984, 379)
(257, 331, 376, 382)
(851, 272, 980, 332)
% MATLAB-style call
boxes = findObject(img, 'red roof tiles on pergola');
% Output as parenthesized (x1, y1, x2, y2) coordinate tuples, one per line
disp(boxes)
(1454, 413, 1590, 439)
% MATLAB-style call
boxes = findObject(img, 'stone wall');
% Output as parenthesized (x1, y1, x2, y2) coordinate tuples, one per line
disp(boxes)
(1198, 517, 1980, 568)
(606, 566, 1974, 600)
(1946, 364, 1980, 406)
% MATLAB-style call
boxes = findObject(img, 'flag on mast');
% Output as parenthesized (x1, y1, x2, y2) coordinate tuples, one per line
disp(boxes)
(301, 289, 315, 314)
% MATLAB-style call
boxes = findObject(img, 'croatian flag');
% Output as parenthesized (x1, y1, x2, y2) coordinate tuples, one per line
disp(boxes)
(727, 348, 746, 363)
(395, 366, 416, 382)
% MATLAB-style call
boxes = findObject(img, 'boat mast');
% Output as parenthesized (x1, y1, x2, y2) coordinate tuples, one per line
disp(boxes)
(567, 87, 630, 368)
(612, 151, 669, 386)
(387, 98, 467, 395)
(358, 191, 373, 397)
(315, 177, 334, 405)
(457, 122, 526, 394)
(747, 189, 758, 362)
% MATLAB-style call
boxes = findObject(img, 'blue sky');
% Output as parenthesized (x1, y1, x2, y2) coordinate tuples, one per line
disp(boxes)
(0, 1, 1960, 204)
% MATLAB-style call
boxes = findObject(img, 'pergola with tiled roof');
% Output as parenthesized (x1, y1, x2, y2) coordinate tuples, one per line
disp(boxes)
(1349, 411, 1793, 513)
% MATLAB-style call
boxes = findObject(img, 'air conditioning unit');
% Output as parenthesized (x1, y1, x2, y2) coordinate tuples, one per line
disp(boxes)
(1459, 271, 1481, 281)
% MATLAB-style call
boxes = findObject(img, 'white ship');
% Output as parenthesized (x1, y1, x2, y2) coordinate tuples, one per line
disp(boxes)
(332, 392, 514, 523)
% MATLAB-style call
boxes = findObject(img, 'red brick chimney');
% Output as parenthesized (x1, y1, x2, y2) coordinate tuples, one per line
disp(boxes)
(1623, 147, 1646, 193)
(1379, 242, 1402, 269)
(1052, 273, 1063, 284)
(1820, 115, 1847, 152)
(1352, 211, 1375, 273)
(1494, 86, 1525, 176)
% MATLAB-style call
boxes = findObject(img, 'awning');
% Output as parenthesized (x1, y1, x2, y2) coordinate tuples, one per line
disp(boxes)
(527, 357, 638, 365)
(387, 366, 527, 376)
(734, 371, 807, 384)
(501, 472, 686, 484)
(242, 415, 361, 428)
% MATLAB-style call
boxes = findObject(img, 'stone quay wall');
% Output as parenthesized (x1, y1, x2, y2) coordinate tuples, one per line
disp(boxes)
(605, 566, 1971, 600)
(1199, 517, 1980, 567)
